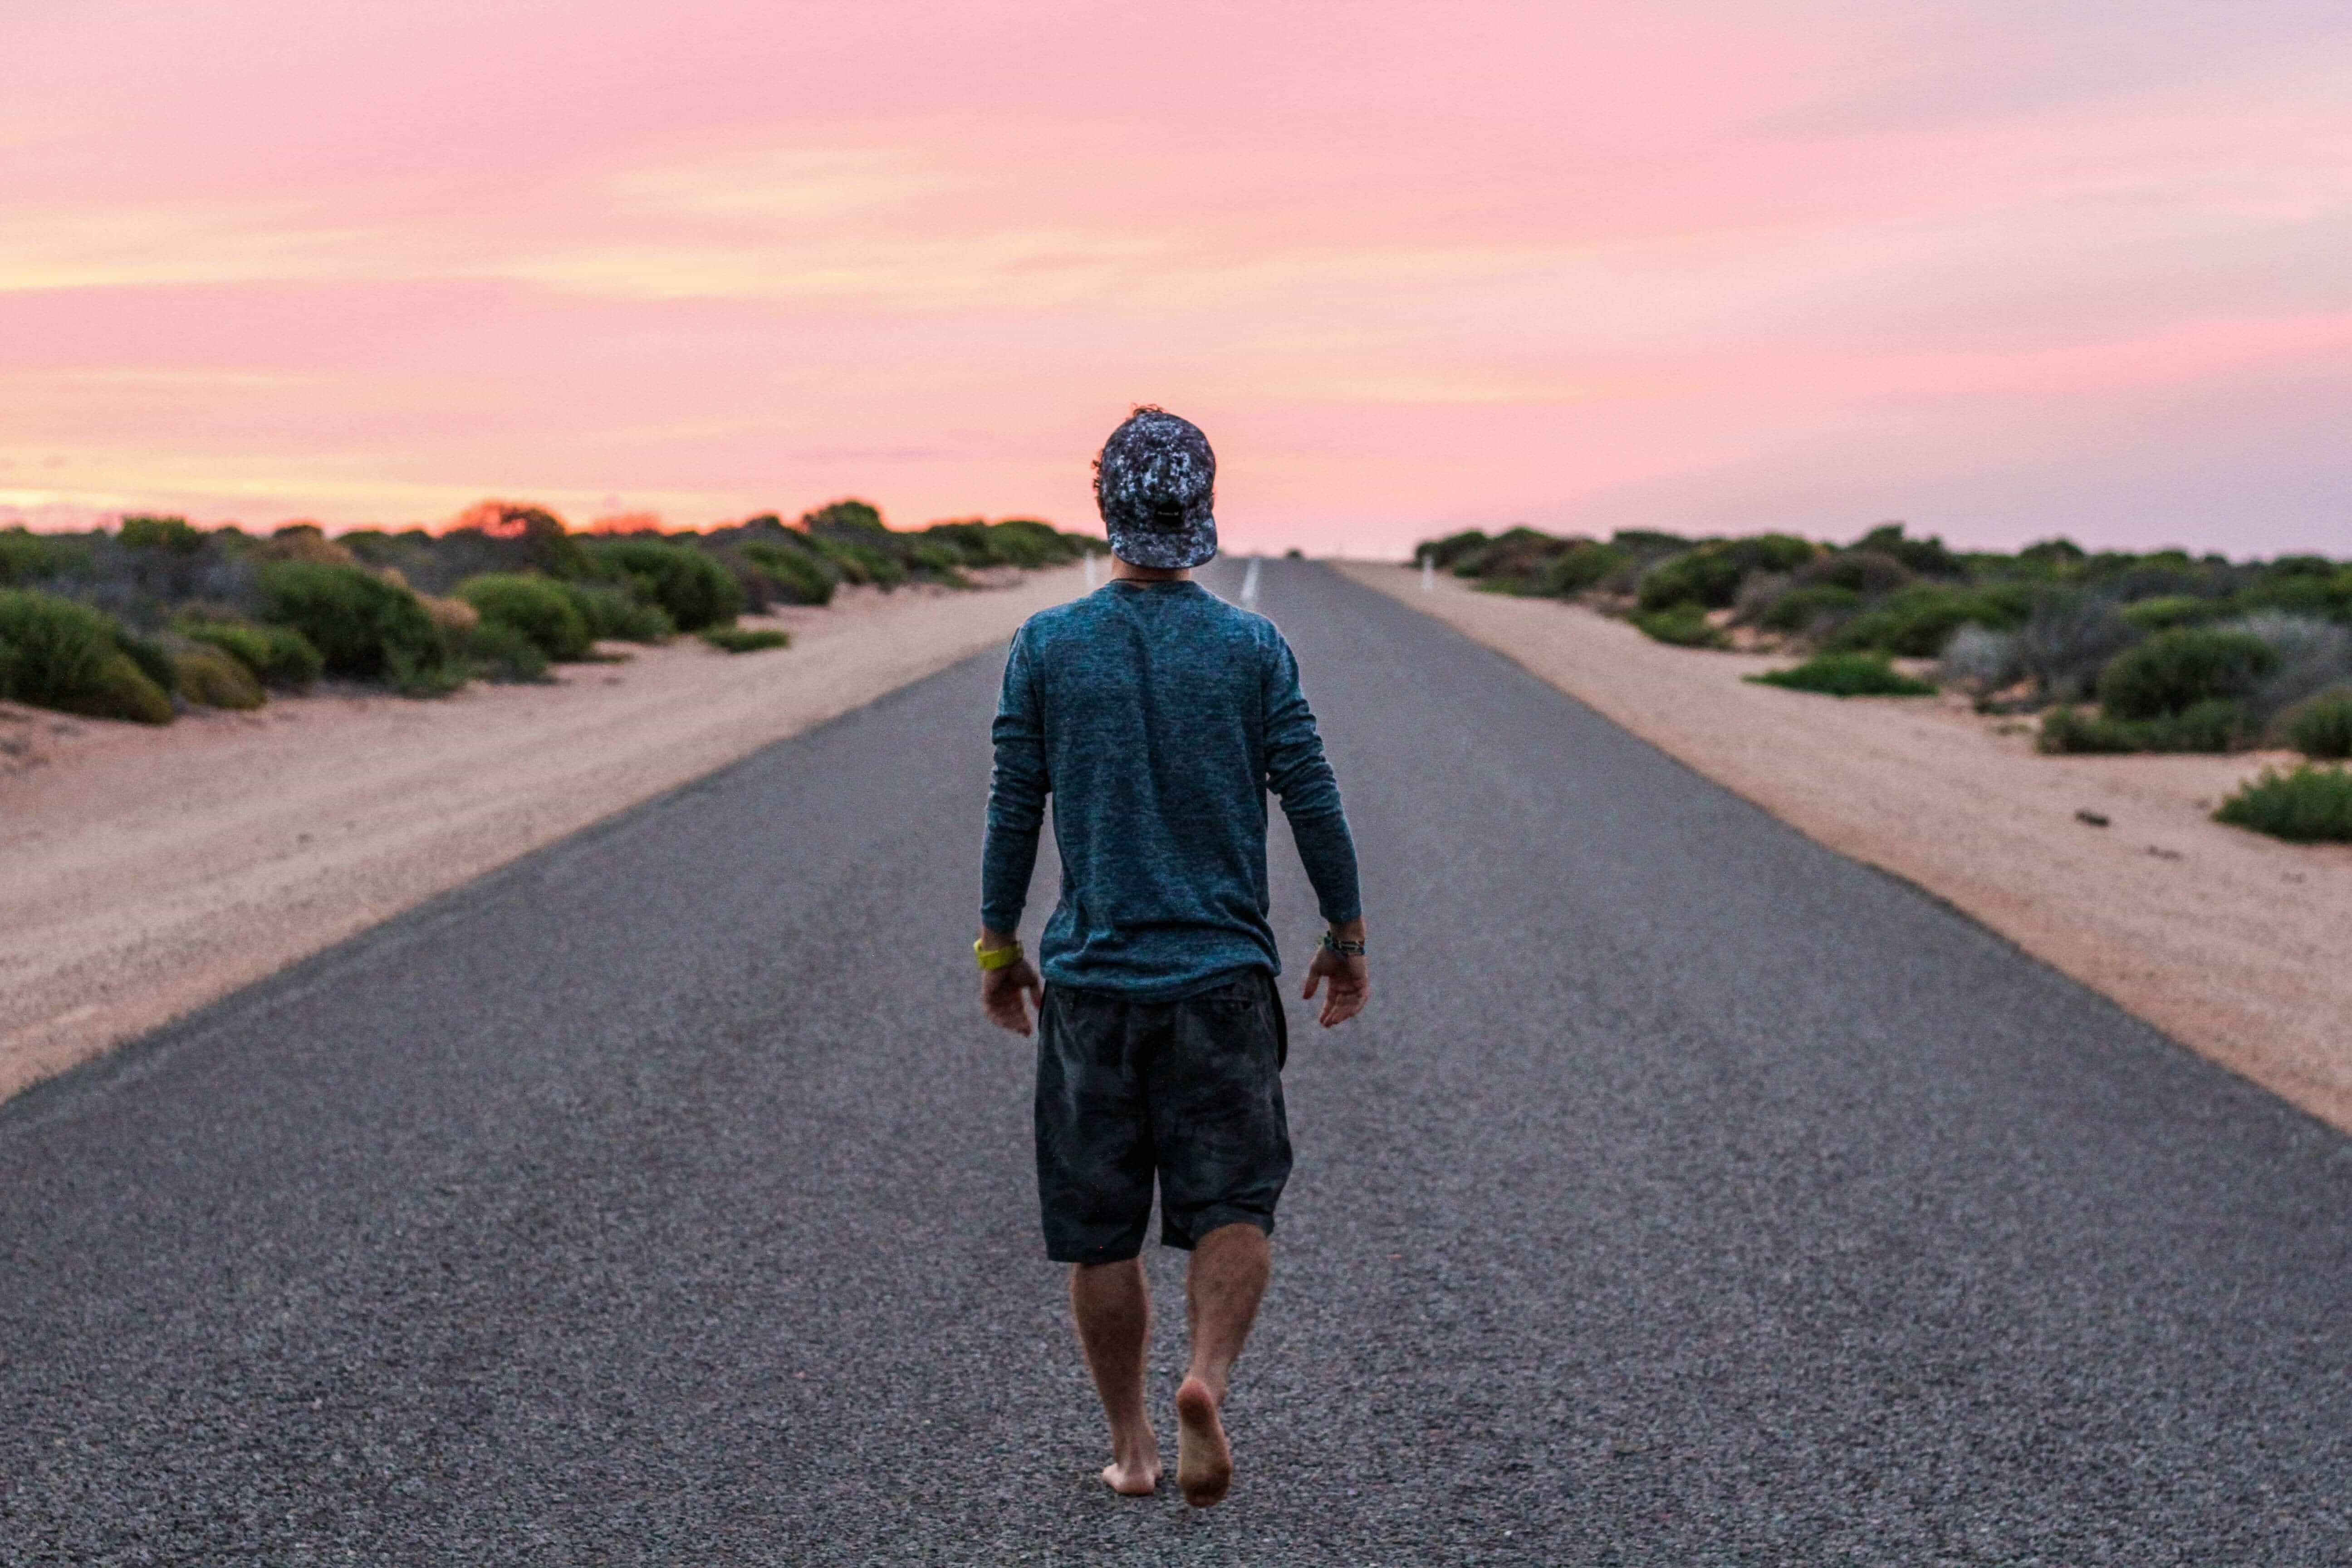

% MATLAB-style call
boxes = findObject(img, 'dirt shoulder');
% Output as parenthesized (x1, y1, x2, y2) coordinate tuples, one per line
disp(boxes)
(1341, 561, 2352, 1133)
(0, 569, 1083, 1101)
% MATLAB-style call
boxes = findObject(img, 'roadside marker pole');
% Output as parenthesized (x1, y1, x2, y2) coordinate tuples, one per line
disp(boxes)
(1240, 555, 1261, 609)
(1084, 554, 1098, 589)
(1422, 552, 1435, 592)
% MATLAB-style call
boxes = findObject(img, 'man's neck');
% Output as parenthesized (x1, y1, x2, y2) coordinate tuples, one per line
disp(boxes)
(1109, 558, 1190, 584)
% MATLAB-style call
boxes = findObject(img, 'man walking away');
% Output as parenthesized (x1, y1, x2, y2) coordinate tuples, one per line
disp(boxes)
(975, 407, 1369, 1509)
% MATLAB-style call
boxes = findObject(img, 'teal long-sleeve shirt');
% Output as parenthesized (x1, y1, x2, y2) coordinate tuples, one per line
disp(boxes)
(980, 579, 1361, 1000)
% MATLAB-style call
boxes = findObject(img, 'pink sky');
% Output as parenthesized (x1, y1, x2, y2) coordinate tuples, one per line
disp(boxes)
(4, 0, 2348, 556)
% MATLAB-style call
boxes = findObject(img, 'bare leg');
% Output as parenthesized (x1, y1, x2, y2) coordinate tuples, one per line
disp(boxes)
(1175, 1222, 1270, 1508)
(1071, 1259, 1160, 1495)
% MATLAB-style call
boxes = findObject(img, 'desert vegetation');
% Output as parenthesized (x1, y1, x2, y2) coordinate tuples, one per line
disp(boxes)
(0, 501, 1101, 724)
(1422, 521, 2352, 843)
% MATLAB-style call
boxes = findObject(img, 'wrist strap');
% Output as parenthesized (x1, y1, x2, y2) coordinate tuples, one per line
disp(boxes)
(1319, 931, 1367, 957)
(975, 937, 1024, 971)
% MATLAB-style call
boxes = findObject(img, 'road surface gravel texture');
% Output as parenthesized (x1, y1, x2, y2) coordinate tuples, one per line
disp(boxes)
(4, 559, 2347, 1565)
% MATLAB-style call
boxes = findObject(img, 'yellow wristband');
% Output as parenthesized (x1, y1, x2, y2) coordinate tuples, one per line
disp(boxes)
(974, 937, 1024, 971)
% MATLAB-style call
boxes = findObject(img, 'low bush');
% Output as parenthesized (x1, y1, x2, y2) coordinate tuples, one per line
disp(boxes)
(259, 561, 446, 682)
(1851, 522, 1965, 578)
(1757, 583, 1862, 632)
(1747, 652, 1936, 697)
(1460, 527, 1573, 583)
(1798, 549, 1916, 598)
(115, 631, 179, 697)
(169, 642, 265, 709)
(562, 580, 675, 641)
(701, 625, 790, 653)
(0, 528, 79, 586)
(1637, 535, 1816, 612)
(180, 617, 323, 691)
(118, 514, 207, 554)
(1940, 624, 2021, 689)
(0, 590, 174, 724)
(2119, 595, 2225, 632)
(1421, 530, 1491, 571)
(1823, 583, 2031, 658)
(985, 519, 1090, 568)
(2095, 627, 2277, 720)
(736, 541, 835, 606)
(2013, 593, 2142, 703)
(2038, 699, 2244, 754)
(2239, 612, 2352, 725)
(1631, 603, 1722, 647)
(2278, 687, 2352, 759)
(459, 618, 551, 682)
(585, 539, 745, 629)
(1534, 542, 1631, 597)
(2213, 764, 2352, 842)
(454, 573, 593, 661)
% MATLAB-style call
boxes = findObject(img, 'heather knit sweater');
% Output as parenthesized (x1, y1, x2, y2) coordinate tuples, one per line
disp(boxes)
(980, 580, 1360, 1000)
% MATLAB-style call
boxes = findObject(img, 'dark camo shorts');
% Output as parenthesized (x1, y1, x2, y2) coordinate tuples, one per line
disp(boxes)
(1034, 970, 1292, 1265)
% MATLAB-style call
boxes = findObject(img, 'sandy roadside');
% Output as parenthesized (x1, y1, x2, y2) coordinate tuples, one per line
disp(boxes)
(1341, 561, 2352, 1133)
(0, 567, 1084, 1101)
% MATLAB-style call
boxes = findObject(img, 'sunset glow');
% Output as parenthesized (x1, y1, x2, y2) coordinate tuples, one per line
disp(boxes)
(5, 0, 2348, 554)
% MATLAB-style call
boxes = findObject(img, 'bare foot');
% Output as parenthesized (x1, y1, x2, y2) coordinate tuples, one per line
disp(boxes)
(1173, 1377, 1232, 1508)
(1100, 1451, 1161, 1497)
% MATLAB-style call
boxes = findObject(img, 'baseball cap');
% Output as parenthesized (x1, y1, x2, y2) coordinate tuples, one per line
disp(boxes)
(1093, 407, 1218, 570)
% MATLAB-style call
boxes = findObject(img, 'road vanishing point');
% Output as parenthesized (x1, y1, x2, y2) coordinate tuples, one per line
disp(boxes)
(4, 559, 2347, 1565)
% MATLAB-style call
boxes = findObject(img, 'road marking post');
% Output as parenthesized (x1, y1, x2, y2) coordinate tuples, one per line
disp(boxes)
(1422, 552, 1435, 592)
(1240, 555, 1261, 609)
(1084, 554, 1098, 589)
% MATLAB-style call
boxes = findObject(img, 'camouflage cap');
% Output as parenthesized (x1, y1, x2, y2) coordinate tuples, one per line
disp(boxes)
(1093, 407, 1218, 570)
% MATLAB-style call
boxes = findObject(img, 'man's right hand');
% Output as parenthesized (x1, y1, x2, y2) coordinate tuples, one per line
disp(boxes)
(1302, 919, 1369, 1029)
(979, 928, 1045, 1035)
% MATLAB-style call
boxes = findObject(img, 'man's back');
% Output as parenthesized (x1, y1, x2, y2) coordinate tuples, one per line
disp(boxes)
(980, 578, 1357, 998)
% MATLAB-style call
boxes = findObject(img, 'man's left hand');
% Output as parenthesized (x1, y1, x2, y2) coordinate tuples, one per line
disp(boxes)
(980, 942, 1045, 1035)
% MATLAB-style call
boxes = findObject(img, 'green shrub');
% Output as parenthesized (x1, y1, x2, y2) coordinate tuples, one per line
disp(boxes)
(1823, 584, 2031, 657)
(2118, 595, 2225, 632)
(118, 514, 206, 553)
(1631, 603, 1722, 647)
(1534, 542, 1630, 596)
(2278, 687, 2352, 759)
(1758, 583, 1862, 632)
(2095, 627, 2277, 720)
(0, 590, 174, 724)
(1748, 652, 1936, 697)
(115, 631, 179, 696)
(737, 542, 835, 607)
(454, 573, 593, 660)
(987, 519, 1086, 568)
(701, 625, 790, 653)
(0, 528, 76, 586)
(1800, 549, 1916, 598)
(1851, 522, 1965, 578)
(169, 642, 265, 709)
(180, 617, 323, 691)
(460, 618, 550, 682)
(2038, 699, 2244, 754)
(2214, 764, 2352, 841)
(562, 580, 676, 641)
(1419, 529, 1491, 572)
(1634, 534, 1817, 612)
(1459, 527, 1571, 583)
(584, 539, 745, 629)
(259, 561, 445, 681)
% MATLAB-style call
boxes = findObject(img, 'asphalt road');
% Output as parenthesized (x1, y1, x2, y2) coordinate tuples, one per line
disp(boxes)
(5, 558, 2348, 1566)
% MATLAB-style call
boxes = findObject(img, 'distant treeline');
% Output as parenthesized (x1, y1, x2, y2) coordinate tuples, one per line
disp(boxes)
(0, 500, 1104, 725)
(1421, 522, 2352, 768)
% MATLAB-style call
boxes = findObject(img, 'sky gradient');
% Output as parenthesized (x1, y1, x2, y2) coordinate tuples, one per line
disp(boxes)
(5, 0, 2348, 556)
